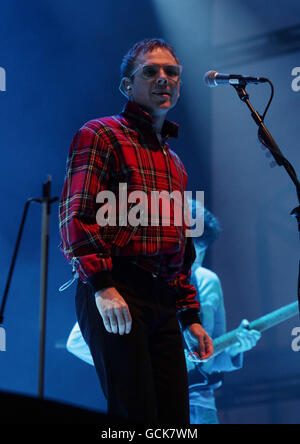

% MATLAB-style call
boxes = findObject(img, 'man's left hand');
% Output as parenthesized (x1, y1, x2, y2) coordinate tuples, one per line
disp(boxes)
(185, 323, 214, 361)
(228, 319, 261, 358)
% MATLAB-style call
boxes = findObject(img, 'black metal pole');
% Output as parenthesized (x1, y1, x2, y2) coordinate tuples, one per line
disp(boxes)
(38, 179, 50, 399)
(0, 176, 58, 399)
(232, 83, 300, 312)
(38, 176, 58, 399)
(0, 198, 38, 325)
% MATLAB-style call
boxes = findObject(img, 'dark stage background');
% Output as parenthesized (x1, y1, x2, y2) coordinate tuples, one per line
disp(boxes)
(0, 0, 299, 424)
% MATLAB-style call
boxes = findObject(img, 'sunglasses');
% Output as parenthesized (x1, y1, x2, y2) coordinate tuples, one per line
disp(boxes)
(130, 64, 183, 81)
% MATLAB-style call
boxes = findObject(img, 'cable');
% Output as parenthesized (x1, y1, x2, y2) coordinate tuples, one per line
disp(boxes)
(261, 79, 274, 122)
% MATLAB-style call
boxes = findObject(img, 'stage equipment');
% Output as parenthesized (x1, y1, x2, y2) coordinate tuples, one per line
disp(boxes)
(0, 176, 58, 399)
(205, 72, 300, 312)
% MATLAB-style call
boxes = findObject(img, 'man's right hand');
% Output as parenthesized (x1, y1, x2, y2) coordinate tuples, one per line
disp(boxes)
(95, 287, 132, 335)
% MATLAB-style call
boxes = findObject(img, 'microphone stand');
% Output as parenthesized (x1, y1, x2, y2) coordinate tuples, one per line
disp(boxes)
(232, 83, 300, 312)
(0, 176, 58, 399)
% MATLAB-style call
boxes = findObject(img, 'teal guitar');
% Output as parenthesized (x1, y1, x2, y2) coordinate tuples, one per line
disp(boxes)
(187, 301, 299, 390)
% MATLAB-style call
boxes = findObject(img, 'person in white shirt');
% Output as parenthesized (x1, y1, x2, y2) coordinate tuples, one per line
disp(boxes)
(184, 200, 261, 424)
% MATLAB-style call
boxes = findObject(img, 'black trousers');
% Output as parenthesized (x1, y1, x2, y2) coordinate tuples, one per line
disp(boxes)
(75, 257, 190, 424)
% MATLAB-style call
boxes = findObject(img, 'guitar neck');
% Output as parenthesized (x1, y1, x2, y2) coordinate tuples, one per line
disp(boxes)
(212, 301, 299, 358)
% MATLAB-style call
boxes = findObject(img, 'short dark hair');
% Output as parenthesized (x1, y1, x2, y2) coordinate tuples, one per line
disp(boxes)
(188, 199, 221, 249)
(120, 38, 180, 79)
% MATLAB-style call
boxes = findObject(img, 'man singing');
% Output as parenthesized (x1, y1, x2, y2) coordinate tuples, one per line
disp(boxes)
(59, 38, 213, 424)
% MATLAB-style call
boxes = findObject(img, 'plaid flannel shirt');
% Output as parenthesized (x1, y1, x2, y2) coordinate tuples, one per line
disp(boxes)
(59, 101, 201, 328)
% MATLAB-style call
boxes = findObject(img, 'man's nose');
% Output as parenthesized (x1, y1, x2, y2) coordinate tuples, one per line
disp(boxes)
(156, 77, 169, 86)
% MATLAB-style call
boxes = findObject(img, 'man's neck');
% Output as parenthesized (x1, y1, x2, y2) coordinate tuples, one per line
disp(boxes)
(151, 113, 167, 135)
(131, 100, 168, 134)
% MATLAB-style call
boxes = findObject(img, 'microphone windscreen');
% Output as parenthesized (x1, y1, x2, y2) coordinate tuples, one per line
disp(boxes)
(203, 70, 218, 88)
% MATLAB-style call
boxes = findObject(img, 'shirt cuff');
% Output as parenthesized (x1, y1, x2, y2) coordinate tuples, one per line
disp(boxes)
(87, 271, 116, 294)
(178, 308, 202, 330)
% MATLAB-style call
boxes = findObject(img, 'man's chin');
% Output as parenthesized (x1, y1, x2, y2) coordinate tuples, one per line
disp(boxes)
(135, 99, 175, 116)
(151, 99, 175, 113)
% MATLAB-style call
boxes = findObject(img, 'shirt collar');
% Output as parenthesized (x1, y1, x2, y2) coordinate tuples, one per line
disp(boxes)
(121, 101, 179, 139)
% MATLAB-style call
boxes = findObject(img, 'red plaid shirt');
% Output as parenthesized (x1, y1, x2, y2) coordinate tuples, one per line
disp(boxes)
(59, 101, 200, 327)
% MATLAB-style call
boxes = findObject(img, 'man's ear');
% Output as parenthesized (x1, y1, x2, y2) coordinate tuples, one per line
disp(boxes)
(119, 77, 133, 99)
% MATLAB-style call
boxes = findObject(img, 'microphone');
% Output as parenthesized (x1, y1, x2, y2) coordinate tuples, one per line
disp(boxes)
(204, 70, 268, 88)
